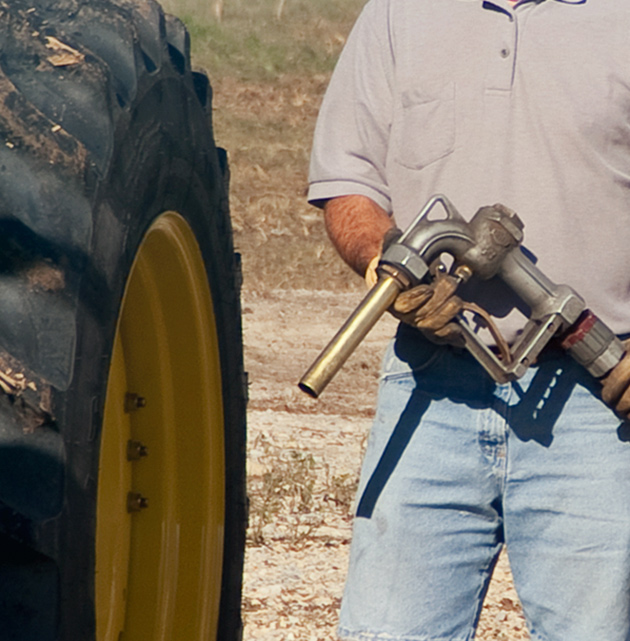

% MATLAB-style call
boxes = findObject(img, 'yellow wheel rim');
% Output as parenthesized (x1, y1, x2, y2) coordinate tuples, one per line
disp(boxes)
(95, 212, 226, 641)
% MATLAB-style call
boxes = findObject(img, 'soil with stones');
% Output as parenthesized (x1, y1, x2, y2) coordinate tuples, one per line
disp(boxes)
(241, 288, 530, 640)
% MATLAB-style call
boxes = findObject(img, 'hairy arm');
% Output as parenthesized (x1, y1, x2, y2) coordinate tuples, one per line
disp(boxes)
(323, 195, 394, 277)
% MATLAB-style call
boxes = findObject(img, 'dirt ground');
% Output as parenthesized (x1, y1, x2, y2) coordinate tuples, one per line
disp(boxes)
(241, 287, 530, 640)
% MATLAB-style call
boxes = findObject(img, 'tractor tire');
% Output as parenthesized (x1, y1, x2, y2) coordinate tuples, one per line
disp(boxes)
(0, 2, 247, 641)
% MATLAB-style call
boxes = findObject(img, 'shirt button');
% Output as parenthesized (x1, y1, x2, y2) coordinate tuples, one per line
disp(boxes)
(500, 47, 510, 58)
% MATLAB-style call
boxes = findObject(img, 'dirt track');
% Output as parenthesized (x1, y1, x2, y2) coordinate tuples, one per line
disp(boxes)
(241, 288, 530, 640)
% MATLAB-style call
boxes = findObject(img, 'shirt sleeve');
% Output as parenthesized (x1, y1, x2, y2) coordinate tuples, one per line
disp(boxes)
(307, 0, 394, 212)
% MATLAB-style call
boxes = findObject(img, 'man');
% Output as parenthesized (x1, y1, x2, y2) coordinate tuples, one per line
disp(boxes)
(308, 1, 630, 639)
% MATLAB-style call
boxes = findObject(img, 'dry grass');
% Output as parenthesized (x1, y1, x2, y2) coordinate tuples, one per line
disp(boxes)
(161, 0, 367, 293)
(247, 430, 359, 548)
(212, 75, 359, 293)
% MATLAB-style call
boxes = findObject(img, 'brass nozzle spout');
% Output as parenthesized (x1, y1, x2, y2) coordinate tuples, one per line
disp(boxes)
(298, 276, 404, 398)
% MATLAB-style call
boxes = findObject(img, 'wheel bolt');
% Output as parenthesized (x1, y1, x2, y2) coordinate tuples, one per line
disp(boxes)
(127, 491, 149, 512)
(125, 393, 146, 413)
(126, 439, 149, 461)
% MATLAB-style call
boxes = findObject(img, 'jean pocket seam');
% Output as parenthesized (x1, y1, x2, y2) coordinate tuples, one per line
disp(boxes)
(382, 347, 444, 382)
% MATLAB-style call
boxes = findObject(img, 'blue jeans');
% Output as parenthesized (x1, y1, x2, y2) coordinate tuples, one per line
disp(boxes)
(338, 325, 630, 641)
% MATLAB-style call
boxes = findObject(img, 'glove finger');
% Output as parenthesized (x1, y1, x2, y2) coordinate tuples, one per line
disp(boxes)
(416, 275, 460, 319)
(393, 285, 433, 314)
(433, 322, 464, 341)
(602, 350, 630, 406)
(432, 273, 460, 301)
(392, 309, 422, 326)
(419, 322, 465, 347)
(364, 255, 380, 290)
(415, 296, 464, 331)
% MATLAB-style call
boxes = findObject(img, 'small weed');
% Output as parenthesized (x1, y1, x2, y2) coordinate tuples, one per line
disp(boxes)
(325, 472, 358, 512)
(247, 433, 359, 547)
(248, 434, 321, 546)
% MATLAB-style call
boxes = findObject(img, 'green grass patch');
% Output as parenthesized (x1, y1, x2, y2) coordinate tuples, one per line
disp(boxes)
(161, 0, 366, 81)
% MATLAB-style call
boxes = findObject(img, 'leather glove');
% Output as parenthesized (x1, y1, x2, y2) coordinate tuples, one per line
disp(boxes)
(391, 270, 465, 344)
(364, 254, 381, 289)
(365, 224, 465, 344)
(364, 228, 402, 288)
(365, 256, 464, 344)
(601, 339, 630, 418)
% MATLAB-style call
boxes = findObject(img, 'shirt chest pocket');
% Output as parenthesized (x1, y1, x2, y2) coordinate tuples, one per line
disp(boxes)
(392, 83, 456, 170)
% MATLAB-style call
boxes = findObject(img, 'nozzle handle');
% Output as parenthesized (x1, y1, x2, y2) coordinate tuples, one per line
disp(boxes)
(298, 276, 404, 398)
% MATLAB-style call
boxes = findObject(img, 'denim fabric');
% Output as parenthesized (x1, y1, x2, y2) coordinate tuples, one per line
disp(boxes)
(338, 326, 630, 641)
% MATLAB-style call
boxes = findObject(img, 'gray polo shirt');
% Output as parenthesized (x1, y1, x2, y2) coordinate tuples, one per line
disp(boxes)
(308, 0, 630, 340)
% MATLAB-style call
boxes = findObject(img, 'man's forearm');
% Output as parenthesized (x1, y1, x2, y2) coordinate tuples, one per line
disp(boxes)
(323, 195, 394, 277)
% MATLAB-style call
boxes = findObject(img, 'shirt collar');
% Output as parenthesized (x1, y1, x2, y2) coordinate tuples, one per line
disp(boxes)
(482, 0, 585, 11)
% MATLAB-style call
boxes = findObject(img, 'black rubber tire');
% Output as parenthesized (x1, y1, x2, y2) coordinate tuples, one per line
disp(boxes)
(0, 2, 247, 640)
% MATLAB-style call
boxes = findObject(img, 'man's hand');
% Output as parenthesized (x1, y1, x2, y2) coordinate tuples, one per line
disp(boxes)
(323, 195, 464, 344)
(391, 271, 465, 344)
(365, 258, 465, 343)
(601, 340, 630, 418)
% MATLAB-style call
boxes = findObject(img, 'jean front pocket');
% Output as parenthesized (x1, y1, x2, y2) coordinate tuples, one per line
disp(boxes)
(382, 325, 443, 383)
(393, 83, 456, 171)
